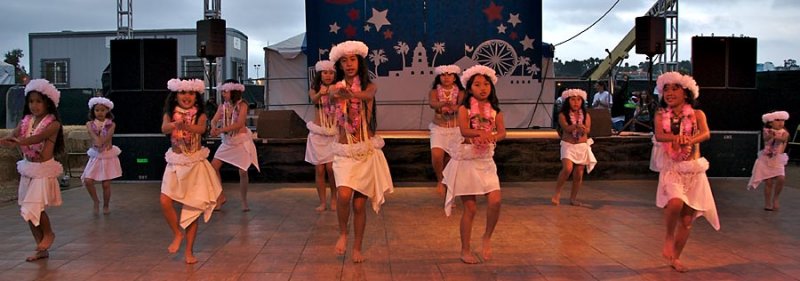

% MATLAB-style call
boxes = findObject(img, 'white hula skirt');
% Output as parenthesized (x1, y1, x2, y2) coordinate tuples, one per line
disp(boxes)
(560, 139, 598, 173)
(17, 159, 63, 226)
(429, 123, 463, 155)
(161, 147, 223, 229)
(214, 130, 260, 171)
(747, 152, 788, 190)
(443, 143, 500, 216)
(305, 121, 337, 165)
(656, 157, 720, 231)
(650, 135, 666, 172)
(332, 136, 394, 213)
(81, 145, 122, 181)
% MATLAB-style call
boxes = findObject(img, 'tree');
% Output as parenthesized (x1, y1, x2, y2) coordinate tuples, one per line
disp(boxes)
(368, 49, 388, 75)
(393, 41, 409, 68)
(430, 42, 445, 67)
(4, 49, 27, 83)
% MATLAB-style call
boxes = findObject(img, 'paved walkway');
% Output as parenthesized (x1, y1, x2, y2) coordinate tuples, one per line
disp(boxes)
(0, 176, 798, 281)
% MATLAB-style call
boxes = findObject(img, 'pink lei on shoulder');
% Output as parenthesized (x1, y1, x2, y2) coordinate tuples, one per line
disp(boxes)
(171, 106, 200, 153)
(19, 114, 56, 160)
(661, 104, 697, 161)
(569, 109, 584, 139)
(335, 77, 363, 135)
(469, 97, 496, 153)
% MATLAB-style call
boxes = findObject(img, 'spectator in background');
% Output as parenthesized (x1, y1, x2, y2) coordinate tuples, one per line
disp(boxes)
(5, 73, 29, 128)
(591, 81, 612, 110)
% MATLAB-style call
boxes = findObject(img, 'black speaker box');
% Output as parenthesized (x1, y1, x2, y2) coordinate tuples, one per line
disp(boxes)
(111, 39, 177, 91)
(700, 131, 760, 177)
(106, 90, 170, 134)
(696, 88, 760, 131)
(692, 36, 757, 89)
(635, 16, 666, 56)
(256, 110, 309, 139)
(587, 108, 613, 137)
(114, 134, 171, 181)
(197, 19, 226, 58)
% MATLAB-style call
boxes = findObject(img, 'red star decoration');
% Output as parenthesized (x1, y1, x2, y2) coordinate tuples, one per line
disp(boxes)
(347, 8, 360, 21)
(509, 31, 518, 40)
(344, 24, 357, 38)
(383, 29, 393, 39)
(483, 1, 503, 22)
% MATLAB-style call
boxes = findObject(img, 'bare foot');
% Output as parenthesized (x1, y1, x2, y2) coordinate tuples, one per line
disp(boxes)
(773, 200, 780, 211)
(570, 200, 591, 208)
(436, 182, 445, 198)
(185, 253, 198, 264)
(460, 251, 480, 264)
(242, 207, 251, 212)
(481, 237, 493, 262)
(670, 259, 688, 272)
(662, 240, 674, 260)
(36, 233, 55, 251)
(168, 233, 184, 254)
(25, 250, 49, 262)
(330, 201, 337, 212)
(352, 250, 365, 263)
(93, 203, 99, 214)
(550, 195, 560, 206)
(315, 203, 326, 212)
(103, 206, 110, 215)
(335, 235, 347, 256)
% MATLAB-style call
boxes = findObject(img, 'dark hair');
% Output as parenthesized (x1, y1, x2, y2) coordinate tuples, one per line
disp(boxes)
(658, 85, 698, 109)
(312, 70, 336, 92)
(88, 104, 115, 121)
(220, 79, 243, 104)
(334, 55, 371, 91)
(461, 74, 501, 113)
(595, 81, 607, 91)
(559, 95, 588, 125)
(430, 73, 465, 90)
(163, 84, 206, 124)
(22, 91, 65, 154)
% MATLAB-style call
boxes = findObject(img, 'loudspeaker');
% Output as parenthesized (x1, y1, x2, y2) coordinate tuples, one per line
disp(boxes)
(700, 131, 760, 177)
(635, 16, 665, 56)
(697, 88, 760, 131)
(256, 110, 309, 139)
(111, 39, 177, 91)
(106, 90, 170, 134)
(692, 36, 757, 89)
(114, 134, 171, 180)
(197, 19, 226, 58)
(587, 108, 613, 137)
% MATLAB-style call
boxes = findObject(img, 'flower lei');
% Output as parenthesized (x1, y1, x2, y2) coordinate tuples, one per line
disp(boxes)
(335, 77, 363, 135)
(763, 128, 785, 158)
(469, 97, 496, 153)
(19, 114, 56, 160)
(661, 104, 696, 161)
(90, 119, 112, 150)
(222, 100, 241, 136)
(568, 109, 585, 139)
(318, 85, 338, 129)
(171, 106, 199, 153)
(437, 85, 458, 116)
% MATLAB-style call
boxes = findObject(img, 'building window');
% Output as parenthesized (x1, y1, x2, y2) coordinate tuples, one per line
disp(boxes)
(183, 58, 205, 80)
(231, 59, 245, 81)
(41, 59, 69, 87)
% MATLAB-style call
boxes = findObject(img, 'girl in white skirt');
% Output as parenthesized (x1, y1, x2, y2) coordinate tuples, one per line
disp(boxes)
(551, 89, 597, 207)
(442, 65, 506, 264)
(82, 97, 122, 214)
(0, 79, 65, 262)
(210, 79, 259, 212)
(160, 78, 223, 264)
(305, 60, 338, 212)
(329, 41, 394, 263)
(748, 111, 790, 211)
(654, 72, 720, 272)
(428, 65, 465, 197)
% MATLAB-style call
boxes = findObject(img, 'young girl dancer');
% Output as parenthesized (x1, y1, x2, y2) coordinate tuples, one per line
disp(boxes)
(305, 60, 338, 212)
(748, 111, 790, 211)
(82, 97, 122, 214)
(428, 65, 465, 197)
(329, 41, 394, 263)
(160, 78, 223, 264)
(442, 65, 506, 264)
(0, 79, 65, 262)
(654, 72, 719, 272)
(551, 89, 597, 207)
(210, 79, 259, 212)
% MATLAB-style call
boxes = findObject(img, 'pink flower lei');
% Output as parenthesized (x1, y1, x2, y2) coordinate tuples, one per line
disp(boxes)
(335, 77, 363, 135)
(661, 104, 696, 161)
(171, 106, 199, 151)
(437, 85, 458, 115)
(19, 114, 56, 160)
(222, 100, 241, 136)
(569, 109, 584, 139)
(90, 119, 113, 149)
(469, 97, 496, 152)
(763, 128, 785, 158)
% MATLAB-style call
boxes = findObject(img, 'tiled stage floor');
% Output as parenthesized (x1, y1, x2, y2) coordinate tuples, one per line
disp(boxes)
(0, 176, 798, 281)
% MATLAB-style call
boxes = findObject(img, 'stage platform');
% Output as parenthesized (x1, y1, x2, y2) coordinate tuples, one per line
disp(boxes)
(1, 176, 798, 280)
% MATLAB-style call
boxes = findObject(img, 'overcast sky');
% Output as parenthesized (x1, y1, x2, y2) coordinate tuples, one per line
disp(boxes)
(2, 0, 797, 78)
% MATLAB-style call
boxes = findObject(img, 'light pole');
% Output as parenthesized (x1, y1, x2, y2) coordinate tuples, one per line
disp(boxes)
(254, 64, 261, 79)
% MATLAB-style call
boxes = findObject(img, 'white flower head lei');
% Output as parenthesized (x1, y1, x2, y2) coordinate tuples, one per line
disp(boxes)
(329, 40, 369, 62)
(434, 65, 462, 75)
(656, 72, 699, 100)
(315, 60, 336, 72)
(561, 88, 587, 101)
(25, 79, 61, 107)
(461, 65, 498, 88)
(762, 111, 790, 123)
(167, 78, 205, 93)
(217, 81, 245, 93)
(88, 97, 114, 110)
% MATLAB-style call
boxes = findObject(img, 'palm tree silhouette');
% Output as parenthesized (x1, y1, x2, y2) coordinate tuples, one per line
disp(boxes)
(393, 41, 409, 69)
(368, 49, 388, 75)
(518, 56, 530, 76)
(431, 42, 445, 67)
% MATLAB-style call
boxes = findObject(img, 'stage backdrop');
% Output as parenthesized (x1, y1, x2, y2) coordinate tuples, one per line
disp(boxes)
(305, 0, 554, 129)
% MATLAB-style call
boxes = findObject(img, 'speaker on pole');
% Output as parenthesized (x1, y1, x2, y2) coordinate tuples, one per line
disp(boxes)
(635, 16, 666, 56)
(197, 19, 226, 58)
